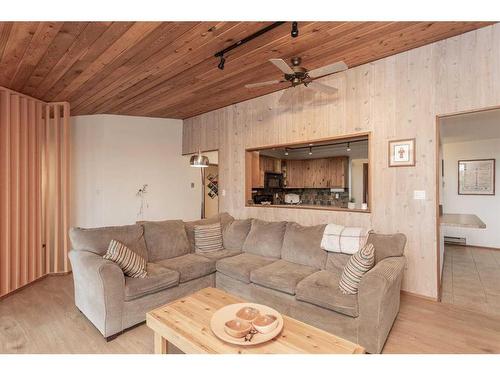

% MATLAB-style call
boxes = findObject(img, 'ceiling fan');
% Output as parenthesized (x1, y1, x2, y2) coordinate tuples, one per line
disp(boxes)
(245, 57, 348, 100)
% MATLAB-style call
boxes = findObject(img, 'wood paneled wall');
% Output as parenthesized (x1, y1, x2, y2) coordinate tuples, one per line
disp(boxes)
(0, 87, 70, 298)
(182, 24, 500, 298)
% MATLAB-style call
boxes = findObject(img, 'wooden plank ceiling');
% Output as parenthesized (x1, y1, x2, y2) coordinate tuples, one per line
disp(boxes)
(0, 21, 494, 119)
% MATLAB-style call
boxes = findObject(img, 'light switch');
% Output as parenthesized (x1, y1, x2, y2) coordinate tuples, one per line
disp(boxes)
(414, 190, 426, 200)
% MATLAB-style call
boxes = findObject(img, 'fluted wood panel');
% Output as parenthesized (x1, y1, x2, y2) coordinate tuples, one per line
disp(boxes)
(182, 24, 500, 299)
(0, 87, 70, 298)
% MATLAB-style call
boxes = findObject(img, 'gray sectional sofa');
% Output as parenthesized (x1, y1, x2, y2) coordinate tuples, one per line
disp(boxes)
(69, 213, 406, 353)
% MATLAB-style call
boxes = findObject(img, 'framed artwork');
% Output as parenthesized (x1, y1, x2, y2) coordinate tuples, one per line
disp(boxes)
(388, 138, 416, 167)
(458, 159, 495, 195)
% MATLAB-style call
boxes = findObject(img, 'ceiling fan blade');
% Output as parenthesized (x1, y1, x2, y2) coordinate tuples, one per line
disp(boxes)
(307, 81, 338, 95)
(245, 80, 282, 89)
(269, 58, 294, 74)
(308, 61, 348, 78)
(279, 87, 296, 105)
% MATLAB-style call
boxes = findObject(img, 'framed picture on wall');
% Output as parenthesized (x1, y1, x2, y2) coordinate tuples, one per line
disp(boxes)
(388, 138, 416, 167)
(458, 159, 495, 195)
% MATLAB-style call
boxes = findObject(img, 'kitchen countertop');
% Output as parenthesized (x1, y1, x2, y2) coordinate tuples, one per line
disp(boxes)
(440, 213, 486, 229)
(246, 203, 370, 213)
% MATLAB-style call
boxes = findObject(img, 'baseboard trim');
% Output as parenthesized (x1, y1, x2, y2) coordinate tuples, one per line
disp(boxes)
(401, 290, 438, 302)
(468, 245, 500, 252)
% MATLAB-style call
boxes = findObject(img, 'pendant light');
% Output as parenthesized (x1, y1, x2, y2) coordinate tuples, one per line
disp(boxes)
(189, 149, 209, 168)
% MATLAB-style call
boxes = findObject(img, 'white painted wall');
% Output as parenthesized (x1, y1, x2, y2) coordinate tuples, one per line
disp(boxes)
(442, 138, 500, 248)
(350, 158, 369, 208)
(71, 114, 202, 228)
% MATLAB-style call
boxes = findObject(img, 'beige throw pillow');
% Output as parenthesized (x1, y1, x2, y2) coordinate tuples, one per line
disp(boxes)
(338, 243, 375, 295)
(194, 222, 224, 253)
(103, 239, 147, 278)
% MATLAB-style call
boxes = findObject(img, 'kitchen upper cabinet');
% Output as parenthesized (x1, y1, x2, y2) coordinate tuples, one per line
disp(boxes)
(286, 157, 348, 189)
(250, 153, 282, 188)
(285, 160, 305, 188)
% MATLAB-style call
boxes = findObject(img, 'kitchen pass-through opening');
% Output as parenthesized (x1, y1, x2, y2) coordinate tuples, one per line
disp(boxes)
(245, 133, 371, 213)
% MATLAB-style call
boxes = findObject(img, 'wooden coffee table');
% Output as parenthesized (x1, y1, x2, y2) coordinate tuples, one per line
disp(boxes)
(146, 287, 365, 354)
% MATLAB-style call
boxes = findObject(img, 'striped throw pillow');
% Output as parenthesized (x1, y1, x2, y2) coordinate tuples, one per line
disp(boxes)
(103, 239, 147, 278)
(194, 222, 224, 253)
(338, 243, 375, 295)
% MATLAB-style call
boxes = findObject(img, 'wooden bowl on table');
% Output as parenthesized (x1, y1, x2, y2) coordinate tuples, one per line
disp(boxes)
(235, 306, 260, 322)
(210, 303, 284, 346)
(224, 319, 252, 338)
(252, 314, 278, 334)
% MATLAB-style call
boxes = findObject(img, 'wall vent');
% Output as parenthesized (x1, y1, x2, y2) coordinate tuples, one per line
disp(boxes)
(444, 236, 467, 246)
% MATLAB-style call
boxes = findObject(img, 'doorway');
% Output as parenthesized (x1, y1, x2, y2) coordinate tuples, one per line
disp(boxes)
(436, 106, 500, 315)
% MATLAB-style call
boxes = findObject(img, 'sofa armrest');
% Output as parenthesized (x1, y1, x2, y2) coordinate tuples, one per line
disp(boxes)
(357, 256, 405, 353)
(69, 250, 125, 338)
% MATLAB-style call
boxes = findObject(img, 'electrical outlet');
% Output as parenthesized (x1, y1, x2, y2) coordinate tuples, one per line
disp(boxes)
(190, 182, 195, 188)
(414, 190, 426, 200)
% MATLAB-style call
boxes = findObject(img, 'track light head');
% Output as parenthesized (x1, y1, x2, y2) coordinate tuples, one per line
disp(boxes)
(308, 146, 312, 155)
(291, 22, 299, 38)
(284, 148, 289, 156)
(218, 56, 226, 70)
(346, 142, 351, 152)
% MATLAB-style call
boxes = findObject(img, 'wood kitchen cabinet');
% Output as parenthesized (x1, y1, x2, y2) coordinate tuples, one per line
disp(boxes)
(286, 157, 348, 189)
(249, 152, 282, 188)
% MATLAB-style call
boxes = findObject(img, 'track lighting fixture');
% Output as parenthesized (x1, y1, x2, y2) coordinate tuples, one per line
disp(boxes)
(308, 146, 312, 155)
(218, 55, 226, 70)
(284, 148, 289, 156)
(291, 22, 299, 38)
(346, 142, 351, 152)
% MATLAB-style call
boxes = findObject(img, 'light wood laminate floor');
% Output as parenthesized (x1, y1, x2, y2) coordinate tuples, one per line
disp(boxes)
(1, 274, 500, 354)
(442, 245, 500, 315)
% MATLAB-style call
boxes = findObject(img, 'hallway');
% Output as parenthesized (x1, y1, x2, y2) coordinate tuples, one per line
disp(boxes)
(442, 245, 500, 315)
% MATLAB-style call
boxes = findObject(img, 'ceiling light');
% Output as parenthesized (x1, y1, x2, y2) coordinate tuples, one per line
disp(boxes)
(284, 148, 289, 156)
(291, 22, 299, 38)
(190, 150, 209, 167)
(346, 142, 351, 152)
(217, 56, 226, 70)
(308, 146, 312, 155)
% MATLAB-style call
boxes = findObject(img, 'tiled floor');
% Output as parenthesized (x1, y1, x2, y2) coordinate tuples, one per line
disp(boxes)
(442, 245, 500, 315)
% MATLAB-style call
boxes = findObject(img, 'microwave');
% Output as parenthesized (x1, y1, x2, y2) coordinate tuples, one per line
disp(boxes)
(264, 172, 284, 189)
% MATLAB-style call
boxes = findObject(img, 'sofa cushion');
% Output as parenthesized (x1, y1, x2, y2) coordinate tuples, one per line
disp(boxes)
(141, 220, 191, 262)
(222, 219, 252, 251)
(250, 259, 317, 295)
(281, 222, 327, 268)
(194, 222, 224, 253)
(366, 232, 407, 263)
(242, 219, 286, 258)
(216, 253, 277, 283)
(184, 213, 234, 251)
(103, 239, 147, 278)
(69, 224, 148, 260)
(124, 263, 179, 301)
(325, 252, 351, 272)
(197, 249, 241, 261)
(339, 243, 375, 295)
(296, 270, 359, 317)
(157, 254, 216, 283)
